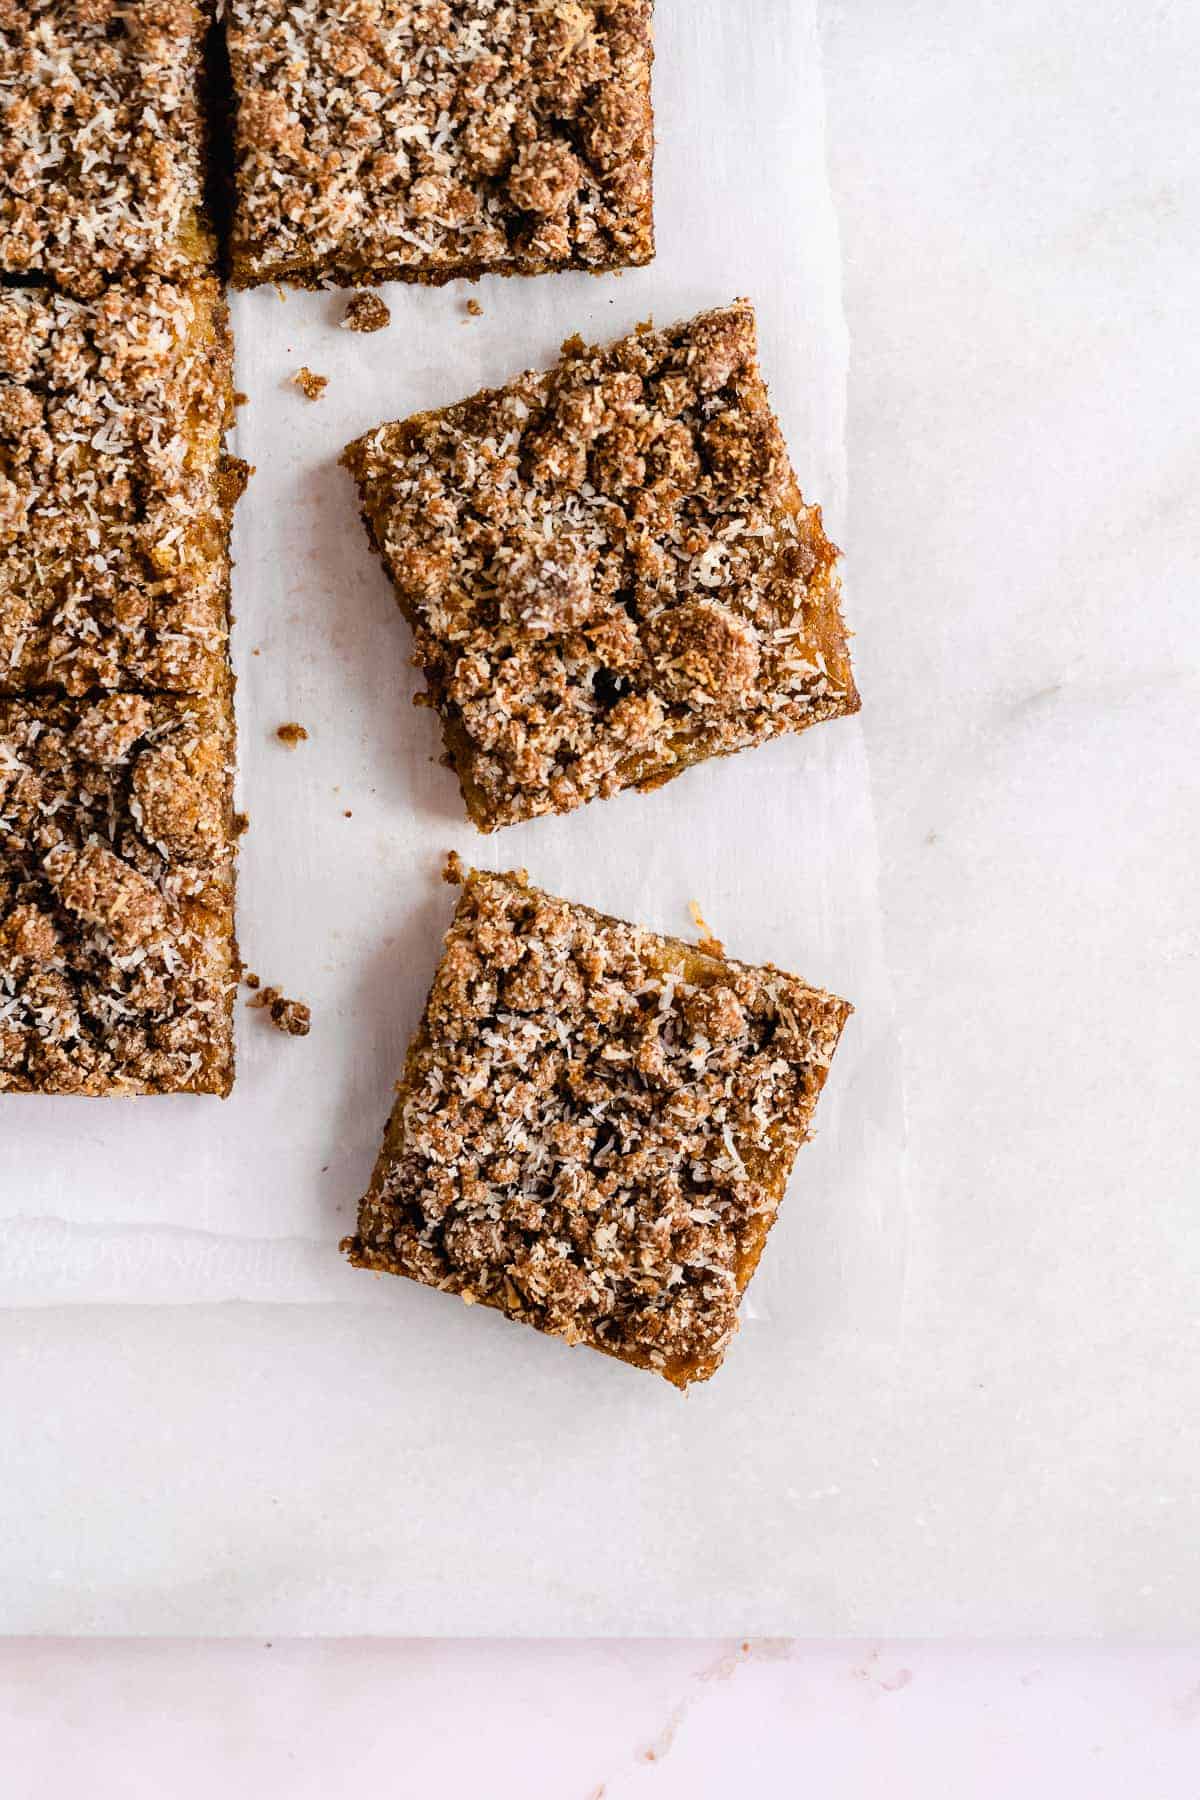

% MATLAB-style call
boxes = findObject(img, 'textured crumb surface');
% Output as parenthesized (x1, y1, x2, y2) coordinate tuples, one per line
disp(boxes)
(250, 985, 312, 1037)
(227, 0, 654, 288)
(275, 721, 309, 746)
(0, 0, 213, 294)
(344, 867, 851, 1386)
(0, 692, 237, 1095)
(0, 278, 243, 697)
(343, 301, 860, 831)
(293, 367, 328, 401)
(342, 292, 391, 333)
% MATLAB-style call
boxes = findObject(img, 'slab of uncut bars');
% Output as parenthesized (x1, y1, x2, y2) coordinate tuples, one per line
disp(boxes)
(0, 277, 243, 697)
(344, 865, 851, 1386)
(0, 692, 237, 1096)
(0, 0, 214, 295)
(343, 300, 860, 831)
(226, 0, 654, 288)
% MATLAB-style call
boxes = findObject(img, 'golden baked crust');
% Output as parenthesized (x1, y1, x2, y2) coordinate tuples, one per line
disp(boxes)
(344, 866, 851, 1386)
(227, 0, 654, 288)
(0, 691, 237, 1096)
(0, 278, 243, 697)
(343, 301, 860, 831)
(0, 0, 214, 295)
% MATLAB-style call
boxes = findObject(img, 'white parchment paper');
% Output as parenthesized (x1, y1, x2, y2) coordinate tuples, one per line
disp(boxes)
(0, 0, 908, 1632)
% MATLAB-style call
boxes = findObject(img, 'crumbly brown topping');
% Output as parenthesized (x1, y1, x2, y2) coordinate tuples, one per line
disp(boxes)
(0, 692, 237, 1095)
(250, 983, 312, 1036)
(0, 278, 241, 697)
(293, 366, 328, 401)
(0, 0, 213, 295)
(342, 292, 391, 333)
(343, 302, 860, 831)
(227, 0, 654, 287)
(345, 868, 851, 1386)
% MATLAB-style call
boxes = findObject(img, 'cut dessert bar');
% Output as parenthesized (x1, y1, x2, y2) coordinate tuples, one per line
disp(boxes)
(344, 866, 851, 1386)
(0, 0, 214, 295)
(0, 278, 244, 697)
(342, 300, 860, 831)
(226, 0, 654, 288)
(0, 691, 237, 1095)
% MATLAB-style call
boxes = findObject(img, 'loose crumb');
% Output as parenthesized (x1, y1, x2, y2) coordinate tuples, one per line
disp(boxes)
(344, 809, 353, 818)
(293, 366, 327, 400)
(249, 984, 311, 1037)
(275, 722, 308, 747)
(234, 390, 248, 407)
(689, 900, 725, 959)
(232, 811, 250, 837)
(342, 292, 390, 333)
(243, 971, 261, 990)
(464, 297, 483, 319)
(269, 995, 311, 1036)
(443, 849, 466, 886)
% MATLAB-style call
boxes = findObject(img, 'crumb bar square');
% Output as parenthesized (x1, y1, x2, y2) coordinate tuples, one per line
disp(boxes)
(227, 0, 654, 288)
(0, 691, 237, 1095)
(0, 278, 244, 697)
(0, 0, 214, 295)
(344, 866, 851, 1386)
(343, 301, 860, 831)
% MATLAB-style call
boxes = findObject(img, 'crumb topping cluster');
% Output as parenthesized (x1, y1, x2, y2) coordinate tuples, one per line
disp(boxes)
(344, 302, 859, 830)
(0, 278, 239, 696)
(347, 867, 850, 1385)
(0, 0, 211, 295)
(0, 693, 236, 1094)
(228, 0, 654, 284)
(342, 292, 392, 333)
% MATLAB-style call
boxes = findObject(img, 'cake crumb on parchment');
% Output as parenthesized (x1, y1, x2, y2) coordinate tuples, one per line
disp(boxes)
(249, 985, 312, 1037)
(292, 366, 328, 400)
(342, 293, 391, 333)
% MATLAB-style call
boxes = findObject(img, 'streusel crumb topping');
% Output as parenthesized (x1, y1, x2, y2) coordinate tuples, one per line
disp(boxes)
(345, 867, 851, 1386)
(0, 693, 237, 1095)
(228, 0, 654, 286)
(0, 0, 212, 294)
(0, 278, 241, 697)
(343, 301, 860, 831)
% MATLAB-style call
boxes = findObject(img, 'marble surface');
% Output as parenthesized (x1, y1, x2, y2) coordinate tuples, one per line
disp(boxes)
(6, 1640, 1200, 1797)
(2, 0, 1198, 1644)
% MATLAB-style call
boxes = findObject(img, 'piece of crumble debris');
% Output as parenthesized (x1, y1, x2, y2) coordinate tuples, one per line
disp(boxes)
(689, 900, 725, 960)
(275, 722, 308, 747)
(292, 366, 328, 400)
(342, 292, 391, 333)
(234, 390, 249, 406)
(232, 811, 250, 837)
(343, 809, 353, 817)
(442, 850, 467, 886)
(464, 297, 483, 319)
(249, 984, 312, 1037)
(243, 970, 261, 990)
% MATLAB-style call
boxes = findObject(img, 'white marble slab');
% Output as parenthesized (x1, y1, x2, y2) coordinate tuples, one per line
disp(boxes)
(2, 0, 1198, 1635)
